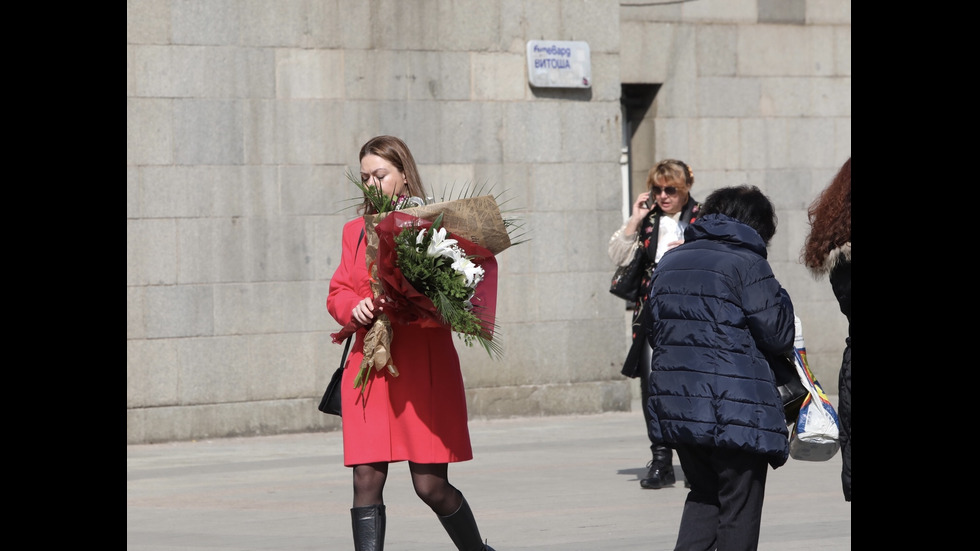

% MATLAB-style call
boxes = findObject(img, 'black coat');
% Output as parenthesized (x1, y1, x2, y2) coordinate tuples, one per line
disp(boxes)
(644, 214, 795, 468)
(829, 243, 851, 500)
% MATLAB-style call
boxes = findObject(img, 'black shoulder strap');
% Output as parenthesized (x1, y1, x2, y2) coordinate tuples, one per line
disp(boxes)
(340, 330, 354, 365)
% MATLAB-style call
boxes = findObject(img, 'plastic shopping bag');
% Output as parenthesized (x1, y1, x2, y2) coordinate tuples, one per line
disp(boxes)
(788, 346, 841, 461)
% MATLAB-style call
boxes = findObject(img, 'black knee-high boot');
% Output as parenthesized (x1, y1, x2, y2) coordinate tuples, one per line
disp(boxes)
(638, 341, 675, 490)
(351, 504, 385, 551)
(437, 495, 496, 551)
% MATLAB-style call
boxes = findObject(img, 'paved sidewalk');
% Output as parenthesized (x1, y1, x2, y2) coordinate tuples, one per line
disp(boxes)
(127, 398, 850, 550)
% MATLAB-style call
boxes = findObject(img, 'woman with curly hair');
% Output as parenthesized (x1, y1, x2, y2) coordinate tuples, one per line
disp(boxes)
(801, 157, 851, 502)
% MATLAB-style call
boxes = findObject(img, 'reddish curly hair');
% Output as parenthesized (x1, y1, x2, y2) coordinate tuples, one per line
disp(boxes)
(801, 157, 851, 273)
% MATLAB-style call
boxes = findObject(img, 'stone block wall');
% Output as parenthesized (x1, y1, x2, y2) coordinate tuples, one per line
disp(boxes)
(127, 0, 850, 443)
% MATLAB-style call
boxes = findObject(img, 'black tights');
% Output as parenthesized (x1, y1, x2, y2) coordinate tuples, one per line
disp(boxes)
(352, 461, 462, 516)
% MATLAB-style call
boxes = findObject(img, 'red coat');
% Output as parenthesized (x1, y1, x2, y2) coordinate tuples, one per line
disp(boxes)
(327, 217, 473, 466)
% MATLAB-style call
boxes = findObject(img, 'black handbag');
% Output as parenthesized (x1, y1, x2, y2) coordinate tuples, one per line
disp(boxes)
(609, 246, 648, 302)
(768, 351, 808, 425)
(318, 335, 352, 416)
(611, 202, 701, 303)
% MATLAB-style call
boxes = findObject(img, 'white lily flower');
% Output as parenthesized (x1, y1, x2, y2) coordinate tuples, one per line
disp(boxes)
(426, 226, 460, 260)
(452, 256, 485, 288)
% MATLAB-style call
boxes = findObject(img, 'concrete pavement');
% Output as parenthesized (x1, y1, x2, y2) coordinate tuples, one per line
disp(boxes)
(127, 398, 850, 550)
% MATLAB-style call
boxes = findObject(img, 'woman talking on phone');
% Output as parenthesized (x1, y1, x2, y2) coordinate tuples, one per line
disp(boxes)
(607, 159, 701, 490)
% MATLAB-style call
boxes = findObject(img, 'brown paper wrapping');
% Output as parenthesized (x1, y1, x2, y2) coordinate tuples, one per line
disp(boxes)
(368, 195, 512, 256)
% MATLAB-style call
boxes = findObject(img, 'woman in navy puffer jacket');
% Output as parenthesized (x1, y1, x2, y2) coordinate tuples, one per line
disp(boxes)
(644, 185, 795, 551)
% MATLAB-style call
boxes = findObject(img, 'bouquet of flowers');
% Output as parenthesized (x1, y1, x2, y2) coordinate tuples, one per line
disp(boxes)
(390, 212, 496, 350)
(331, 172, 524, 394)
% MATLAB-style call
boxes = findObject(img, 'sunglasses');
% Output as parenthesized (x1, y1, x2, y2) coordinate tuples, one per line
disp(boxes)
(650, 186, 678, 196)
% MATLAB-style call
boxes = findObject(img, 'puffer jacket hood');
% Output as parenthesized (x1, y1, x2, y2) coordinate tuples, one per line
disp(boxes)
(683, 213, 768, 258)
(645, 213, 794, 468)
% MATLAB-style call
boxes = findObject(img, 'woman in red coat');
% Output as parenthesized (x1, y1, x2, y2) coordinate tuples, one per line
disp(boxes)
(327, 135, 497, 551)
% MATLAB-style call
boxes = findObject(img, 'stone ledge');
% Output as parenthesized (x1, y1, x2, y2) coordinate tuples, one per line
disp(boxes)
(126, 380, 633, 444)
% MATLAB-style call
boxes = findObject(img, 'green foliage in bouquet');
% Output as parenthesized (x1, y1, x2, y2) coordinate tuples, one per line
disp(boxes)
(392, 213, 501, 357)
(347, 169, 424, 214)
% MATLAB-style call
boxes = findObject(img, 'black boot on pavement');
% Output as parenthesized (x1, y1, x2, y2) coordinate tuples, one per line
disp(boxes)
(438, 494, 496, 551)
(640, 445, 676, 489)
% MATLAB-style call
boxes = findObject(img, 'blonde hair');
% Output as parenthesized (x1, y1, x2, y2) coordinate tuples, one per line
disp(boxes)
(646, 159, 694, 190)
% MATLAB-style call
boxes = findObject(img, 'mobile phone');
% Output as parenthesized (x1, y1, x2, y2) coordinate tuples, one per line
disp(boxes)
(645, 194, 654, 209)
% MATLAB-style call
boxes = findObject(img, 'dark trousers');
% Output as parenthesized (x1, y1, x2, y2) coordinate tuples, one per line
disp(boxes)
(838, 338, 851, 501)
(672, 444, 769, 551)
(639, 338, 658, 453)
